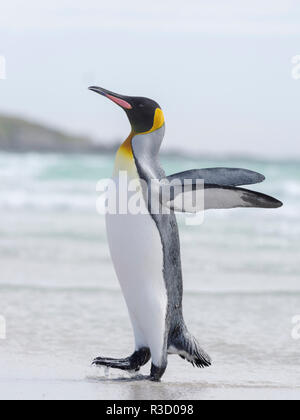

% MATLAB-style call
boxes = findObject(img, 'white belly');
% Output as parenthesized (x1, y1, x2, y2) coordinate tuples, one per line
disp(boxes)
(105, 191, 167, 366)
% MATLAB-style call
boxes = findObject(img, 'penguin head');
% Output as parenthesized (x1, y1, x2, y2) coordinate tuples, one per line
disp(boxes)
(89, 86, 164, 134)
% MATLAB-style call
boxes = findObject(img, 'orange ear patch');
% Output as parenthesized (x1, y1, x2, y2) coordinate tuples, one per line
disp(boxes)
(140, 108, 165, 134)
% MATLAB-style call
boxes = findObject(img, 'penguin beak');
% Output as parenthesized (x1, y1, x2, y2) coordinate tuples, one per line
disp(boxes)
(88, 86, 132, 110)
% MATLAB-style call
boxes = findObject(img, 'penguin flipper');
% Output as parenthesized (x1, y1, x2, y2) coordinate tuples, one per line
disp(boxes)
(203, 185, 283, 211)
(166, 168, 265, 187)
(92, 347, 151, 372)
(161, 183, 282, 213)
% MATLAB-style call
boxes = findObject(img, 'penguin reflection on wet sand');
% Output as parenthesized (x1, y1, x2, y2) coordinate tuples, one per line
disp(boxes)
(89, 87, 283, 382)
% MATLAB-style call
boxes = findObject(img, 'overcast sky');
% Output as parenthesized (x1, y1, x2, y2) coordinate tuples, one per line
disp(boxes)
(0, 0, 300, 157)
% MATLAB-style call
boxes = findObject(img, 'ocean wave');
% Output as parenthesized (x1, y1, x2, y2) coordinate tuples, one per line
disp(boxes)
(0, 152, 299, 213)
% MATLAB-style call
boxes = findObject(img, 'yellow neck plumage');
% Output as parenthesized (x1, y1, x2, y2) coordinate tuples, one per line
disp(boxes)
(113, 108, 165, 176)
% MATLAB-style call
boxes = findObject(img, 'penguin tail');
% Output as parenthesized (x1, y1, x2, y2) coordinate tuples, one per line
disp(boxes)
(169, 328, 212, 369)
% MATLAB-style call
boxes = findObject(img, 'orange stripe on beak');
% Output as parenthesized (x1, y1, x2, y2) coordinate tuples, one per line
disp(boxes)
(106, 94, 132, 110)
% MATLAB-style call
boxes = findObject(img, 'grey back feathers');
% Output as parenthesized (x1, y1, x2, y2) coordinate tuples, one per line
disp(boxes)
(131, 127, 212, 369)
(132, 127, 187, 363)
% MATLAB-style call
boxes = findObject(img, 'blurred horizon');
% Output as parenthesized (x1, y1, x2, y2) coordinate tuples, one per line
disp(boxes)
(0, 0, 300, 159)
(2, 111, 300, 162)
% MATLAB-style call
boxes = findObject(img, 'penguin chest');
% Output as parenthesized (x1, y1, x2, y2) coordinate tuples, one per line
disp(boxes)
(105, 175, 168, 355)
(106, 211, 165, 294)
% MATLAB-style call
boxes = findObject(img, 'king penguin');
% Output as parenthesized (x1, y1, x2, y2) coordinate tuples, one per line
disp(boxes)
(89, 86, 283, 381)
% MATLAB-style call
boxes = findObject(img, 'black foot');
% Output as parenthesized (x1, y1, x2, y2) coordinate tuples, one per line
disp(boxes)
(150, 363, 167, 382)
(93, 347, 151, 372)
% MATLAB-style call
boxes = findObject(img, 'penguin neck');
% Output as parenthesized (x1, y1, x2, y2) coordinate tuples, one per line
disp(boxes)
(132, 124, 165, 159)
(131, 124, 166, 180)
(113, 124, 165, 179)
